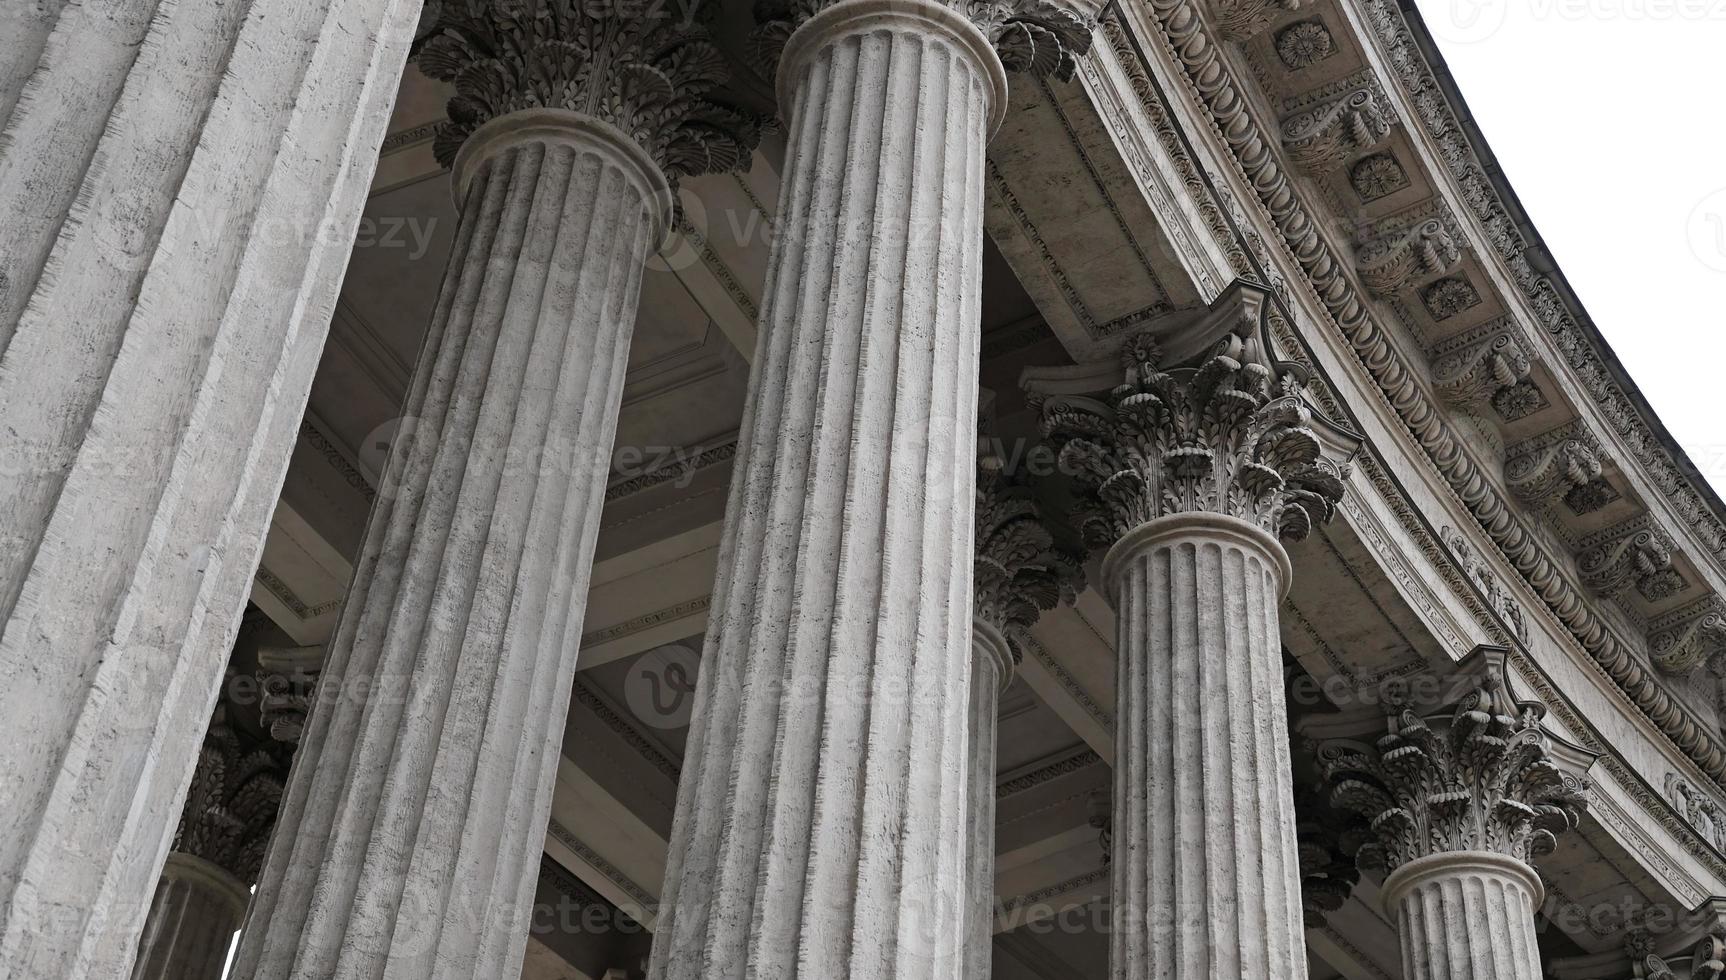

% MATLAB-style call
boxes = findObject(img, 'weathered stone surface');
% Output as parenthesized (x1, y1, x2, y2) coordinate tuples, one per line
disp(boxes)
(233, 113, 665, 978)
(964, 619, 1014, 980)
(1381, 852, 1545, 980)
(0, 0, 417, 974)
(648, 3, 1007, 976)
(1029, 281, 1351, 978)
(1103, 512, 1308, 978)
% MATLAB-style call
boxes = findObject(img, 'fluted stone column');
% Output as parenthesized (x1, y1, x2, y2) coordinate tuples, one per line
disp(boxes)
(648, 2, 1093, 977)
(131, 855, 252, 980)
(966, 470, 1083, 978)
(1318, 651, 1589, 980)
(0, 1, 418, 974)
(132, 712, 287, 980)
(230, 7, 760, 979)
(1036, 282, 1351, 978)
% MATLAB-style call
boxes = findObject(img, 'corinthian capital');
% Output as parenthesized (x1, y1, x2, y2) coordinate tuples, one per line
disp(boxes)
(175, 708, 289, 884)
(1316, 650, 1589, 874)
(1031, 281, 1352, 551)
(974, 467, 1085, 645)
(417, 0, 766, 177)
(752, 0, 1100, 84)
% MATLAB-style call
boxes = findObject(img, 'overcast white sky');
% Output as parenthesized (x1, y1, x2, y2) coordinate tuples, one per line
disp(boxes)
(1409, 0, 1726, 499)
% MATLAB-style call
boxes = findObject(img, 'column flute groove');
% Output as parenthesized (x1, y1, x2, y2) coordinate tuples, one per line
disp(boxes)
(966, 465, 1084, 978)
(1034, 282, 1353, 979)
(230, 4, 761, 977)
(0, 0, 418, 974)
(649, 1, 1095, 977)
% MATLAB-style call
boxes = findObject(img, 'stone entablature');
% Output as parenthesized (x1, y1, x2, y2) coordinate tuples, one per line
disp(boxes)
(1128, 0, 1726, 789)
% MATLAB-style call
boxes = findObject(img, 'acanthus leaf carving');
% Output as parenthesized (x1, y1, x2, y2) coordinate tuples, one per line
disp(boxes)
(1577, 516, 1685, 602)
(973, 463, 1086, 651)
(1280, 85, 1393, 175)
(1429, 319, 1538, 415)
(1318, 652, 1589, 873)
(1294, 784, 1367, 927)
(750, 0, 1100, 86)
(1354, 214, 1463, 296)
(1504, 424, 1612, 515)
(174, 704, 290, 884)
(1652, 598, 1726, 676)
(417, 0, 766, 178)
(1205, 0, 1302, 41)
(1032, 282, 1353, 549)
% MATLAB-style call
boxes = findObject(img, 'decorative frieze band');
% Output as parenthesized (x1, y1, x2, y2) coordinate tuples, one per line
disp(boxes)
(1126, 0, 1726, 783)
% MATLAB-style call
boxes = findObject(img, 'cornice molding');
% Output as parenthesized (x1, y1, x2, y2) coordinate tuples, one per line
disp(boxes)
(1358, 0, 1726, 579)
(1119, 0, 1726, 785)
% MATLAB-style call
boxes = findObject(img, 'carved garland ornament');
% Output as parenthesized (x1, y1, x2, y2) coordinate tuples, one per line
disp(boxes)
(752, 0, 1099, 83)
(1134, 0, 1726, 784)
(417, 0, 766, 177)
(1040, 325, 1347, 549)
(1318, 673, 1588, 872)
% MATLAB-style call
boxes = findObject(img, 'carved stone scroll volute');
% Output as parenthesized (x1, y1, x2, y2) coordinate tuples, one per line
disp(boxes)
(1281, 85, 1393, 175)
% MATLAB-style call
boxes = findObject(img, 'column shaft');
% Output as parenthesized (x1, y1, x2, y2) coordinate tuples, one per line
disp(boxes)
(1106, 513, 1305, 979)
(1385, 853, 1544, 980)
(0, 0, 416, 974)
(231, 114, 661, 980)
(964, 623, 1011, 980)
(648, 3, 1006, 977)
(130, 854, 251, 980)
